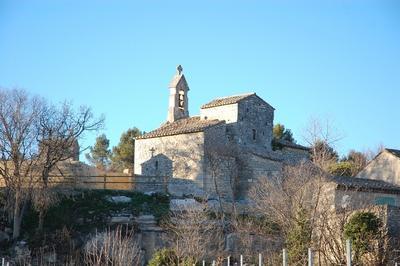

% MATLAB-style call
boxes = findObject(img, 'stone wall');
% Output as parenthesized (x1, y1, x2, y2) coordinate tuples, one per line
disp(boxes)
(357, 151, 400, 185)
(236, 153, 282, 199)
(134, 132, 205, 187)
(200, 103, 239, 123)
(236, 96, 274, 150)
(134, 175, 166, 194)
(278, 147, 310, 165)
(334, 186, 400, 209)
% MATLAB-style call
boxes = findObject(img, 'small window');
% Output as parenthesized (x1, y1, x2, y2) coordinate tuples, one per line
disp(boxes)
(252, 129, 256, 140)
(375, 196, 395, 206)
(155, 161, 159, 170)
(178, 90, 185, 108)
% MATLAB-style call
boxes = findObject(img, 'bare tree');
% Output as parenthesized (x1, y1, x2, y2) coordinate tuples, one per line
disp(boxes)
(33, 102, 103, 232)
(36, 101, 104, 186)
(0, 88, 104, 238)
(0, 89, 43, 239)
(84, 226, 142, 266)
(249, 162, 329, 265)
(303, 117, 343, 171)
(163, 203, 224, 265)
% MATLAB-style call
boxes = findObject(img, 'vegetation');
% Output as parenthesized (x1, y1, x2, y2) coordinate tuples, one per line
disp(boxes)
(84, 225, 141, 266)
(272, 123, 295, 150)
(328, 150, 368, 177)
(0, 89, 103, 239)
(286, 208, 311, 264)
(111, 127, 143, 171)
(22, 190, 169, 235)
(148, 248, 178, 266)
(86, 134, 112, 170)
(273, 123, 295, 143)
(344, 211, 383, 263)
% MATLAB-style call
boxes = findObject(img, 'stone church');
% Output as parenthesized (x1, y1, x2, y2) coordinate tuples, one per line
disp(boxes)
(134, 66, 309, 199)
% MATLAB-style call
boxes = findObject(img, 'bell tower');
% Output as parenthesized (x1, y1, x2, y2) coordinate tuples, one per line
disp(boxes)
(167, 65, 189, 122)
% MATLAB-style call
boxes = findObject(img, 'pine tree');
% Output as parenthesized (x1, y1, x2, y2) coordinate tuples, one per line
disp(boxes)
(86, 134, 111, 170)
(111, 127, 142, 171)
(273, 123, 295, 143)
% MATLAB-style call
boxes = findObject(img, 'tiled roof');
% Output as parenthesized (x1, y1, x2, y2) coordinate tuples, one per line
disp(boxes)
(201, 93, 256, 109)
(330, 175, 400, 194)
(277, 140, 310, 151)
(386, 149, 400, 159)
(137, 117, 224, 139)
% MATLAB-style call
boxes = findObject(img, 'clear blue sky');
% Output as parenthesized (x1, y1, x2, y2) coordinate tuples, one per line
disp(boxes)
(1, 0, 399, 156)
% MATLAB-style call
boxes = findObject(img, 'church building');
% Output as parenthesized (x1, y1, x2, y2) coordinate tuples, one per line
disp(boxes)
(134, 66, 309, 199)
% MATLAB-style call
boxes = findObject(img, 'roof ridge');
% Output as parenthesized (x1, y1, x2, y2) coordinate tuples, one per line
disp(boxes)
(385, 148, 400, 159)
(211, 92, 255, 100)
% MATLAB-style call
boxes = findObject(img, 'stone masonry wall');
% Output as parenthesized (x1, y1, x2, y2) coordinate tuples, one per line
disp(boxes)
(334, 187, 400, 209)
(357, 151, 400, 185)
(134, 132, 205, 188)
(200, 103, 238, 123)
(236, 96, 274, 150)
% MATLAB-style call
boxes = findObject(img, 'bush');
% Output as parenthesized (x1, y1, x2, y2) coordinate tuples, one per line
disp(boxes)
(328, 161, 354, 177)
(344, 211, 382, 262)
(148, 248, 178, 266)
(84, 225, 141, 266)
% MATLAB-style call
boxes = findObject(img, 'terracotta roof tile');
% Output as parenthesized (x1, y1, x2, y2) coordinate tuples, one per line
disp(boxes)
(201, 93, 255, 109)
(330, 175, 400, 194)
(137, 117, 224, 139)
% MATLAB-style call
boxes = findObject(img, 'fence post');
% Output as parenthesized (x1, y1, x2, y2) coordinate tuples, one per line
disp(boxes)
(202, 260, 205, 266)
(227, 256, 230, 266)
(103, 174, 107, 189)
(259, 253, 262, 266)
(283, 249, 288, 266)
(212, 260, 215, 266)
(346, 239, 352, 266)
(2, 257, 4, 266)
(240, 254, 243, 266)
(308, 248, 313, 266)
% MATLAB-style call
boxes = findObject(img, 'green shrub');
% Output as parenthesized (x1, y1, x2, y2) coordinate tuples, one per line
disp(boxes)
(286, 208, 311, 264)
(328, 161, 354, 176)
(148, 248, 178, 266)
(344, 211, 382, 262)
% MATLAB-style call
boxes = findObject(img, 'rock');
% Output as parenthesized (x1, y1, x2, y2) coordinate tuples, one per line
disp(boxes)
(207, 199, 220, 210)
(170, 198, 203, 212)
(144, 191, 156, 196)
(109, 213, 134, 225)
(136, 215, 162, 232)
(107, 196, 131, 203)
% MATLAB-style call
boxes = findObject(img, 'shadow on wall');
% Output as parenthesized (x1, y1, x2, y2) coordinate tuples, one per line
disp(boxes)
(140, 153, 206, 197)
(141, 154, 173, 178)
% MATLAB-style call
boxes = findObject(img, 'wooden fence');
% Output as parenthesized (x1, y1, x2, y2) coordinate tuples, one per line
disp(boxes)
(45, 174, 167, 193)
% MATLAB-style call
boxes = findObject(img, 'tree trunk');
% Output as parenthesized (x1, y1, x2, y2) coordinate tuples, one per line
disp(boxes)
(12, 191, 28, 239)
(12, 191, 21, 239)
(37, 210, 44, 233)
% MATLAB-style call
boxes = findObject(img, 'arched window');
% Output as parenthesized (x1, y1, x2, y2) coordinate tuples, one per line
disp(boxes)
(178, 90, 185, 108)
(252, 129, 256, 141)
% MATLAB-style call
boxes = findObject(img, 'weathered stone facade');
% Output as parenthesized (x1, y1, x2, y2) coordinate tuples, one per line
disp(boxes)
(134, 66, 310, 199)
(357, 149, 400, 185)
